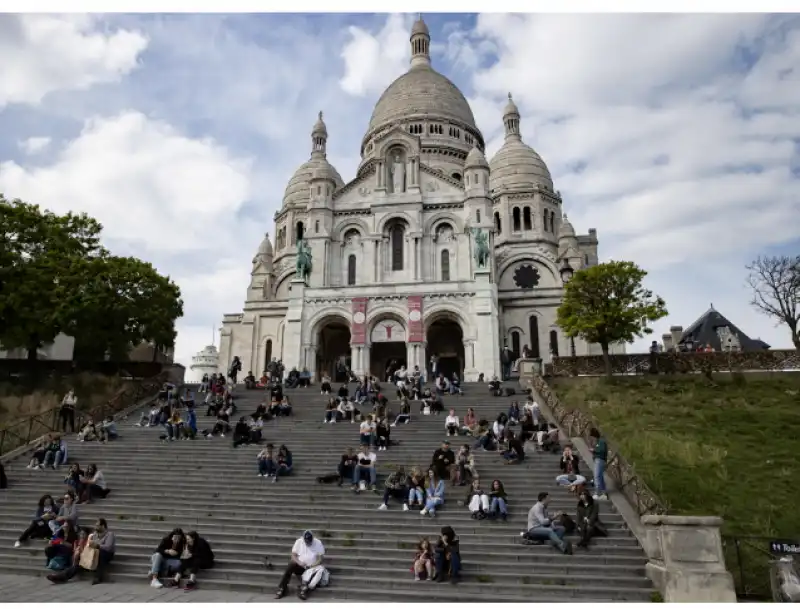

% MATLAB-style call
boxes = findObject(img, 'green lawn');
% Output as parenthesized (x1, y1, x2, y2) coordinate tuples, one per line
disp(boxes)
(551, 373, 800, 598)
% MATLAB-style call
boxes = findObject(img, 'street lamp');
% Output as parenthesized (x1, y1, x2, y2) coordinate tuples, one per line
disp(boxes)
(559, 259, 577, 357)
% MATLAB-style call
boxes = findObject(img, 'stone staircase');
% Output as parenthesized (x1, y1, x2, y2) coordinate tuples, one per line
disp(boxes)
(0, 382, 655, 601)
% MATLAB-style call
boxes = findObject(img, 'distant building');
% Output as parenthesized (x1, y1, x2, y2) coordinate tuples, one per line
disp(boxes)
(188, 345, 220, 383)
(661, 305, 771, 353)
(0, 334, 174, 363)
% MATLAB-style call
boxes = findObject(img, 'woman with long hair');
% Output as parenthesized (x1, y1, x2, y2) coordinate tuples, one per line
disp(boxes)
(433, 526, 461, 584)
(576, 488, 608, 548)
(421, 469, 446, 517)
(15, 494, 57, 546)
(488, 479, 509, 521)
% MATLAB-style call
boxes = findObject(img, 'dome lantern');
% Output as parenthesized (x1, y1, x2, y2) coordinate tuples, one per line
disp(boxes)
(410, 15, 431, 69)
(503, 92, 521, 141)
(311, 111, 328, 159)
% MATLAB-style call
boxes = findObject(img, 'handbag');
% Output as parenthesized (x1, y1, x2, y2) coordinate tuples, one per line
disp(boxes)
(79, 545, 100, 571)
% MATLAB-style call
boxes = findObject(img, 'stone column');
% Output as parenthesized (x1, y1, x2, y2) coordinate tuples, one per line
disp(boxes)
(641, 515, 736, 603)
(362, 344, 371, 378)
(307, 345, 317, 379)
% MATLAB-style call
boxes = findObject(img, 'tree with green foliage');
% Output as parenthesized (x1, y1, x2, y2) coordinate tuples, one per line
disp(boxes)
(557, 260, 668, 377)
(0, 194, 183, 364)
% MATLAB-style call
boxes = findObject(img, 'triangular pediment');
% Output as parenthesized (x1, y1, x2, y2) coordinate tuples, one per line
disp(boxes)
(419, 163, 465, 198)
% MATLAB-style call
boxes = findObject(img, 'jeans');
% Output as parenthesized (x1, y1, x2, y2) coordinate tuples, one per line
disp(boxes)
(490, 497, 507, 515)
(434, 547, 461, 579)
(423, 496, 443, 514)
(477, 435, 495, 450)
(150, 552, 182, 576)
(258, 458, 276, 476)
(353, 465, 376, 485)
(43, 450, 65, 468)
(502, 363, 511, 380)
(382, 487, 406, 505)
(525, 525, 567, 550)
(324, 410, 337, 422)
(556, 474, 587, 486)
(594, 458, 607, 493)
(408, 488, 424, 505)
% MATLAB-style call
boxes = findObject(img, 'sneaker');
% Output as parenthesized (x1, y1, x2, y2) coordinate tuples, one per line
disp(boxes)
(272, 476, 277, 483)
(331, 419, 336, 424)
(14, 541, 21, 548)
(402, 504, 409, 511)
(405, 419, 410, 424)
(275, 588, 286, 599)
(592, 494, 599, 500)
(378, 504, 387, 510)
(151, 579, 164, 589)
(420, 509, 428, 515)
(599, 493, 608, 500)
(258, 473, 264, 477)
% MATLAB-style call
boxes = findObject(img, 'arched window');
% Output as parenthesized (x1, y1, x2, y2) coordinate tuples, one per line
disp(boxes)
(451, 172, 462, 182)
(476, 209, 481, 223)
(391, 225, 404, 271)
(549, 330, 559, 357)
(513, 207, 521, 232)
(543, 209, 549, 232)
(529, 316, 540, 359)
(441, 249, 450, 281)
(511, 331, 521, 360)
(347, 254, 356, 286)
(494, 212, 502, 235)
(264, 339, 273, 373)
(523, 207, 532, 230)
(550, 211, 557, 233)
(296, 221, 304, 243)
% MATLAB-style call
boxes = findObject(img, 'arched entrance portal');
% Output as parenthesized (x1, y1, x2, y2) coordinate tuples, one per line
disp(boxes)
(317, 319, 351, 383)
(426, 316, 465, 380)
(370, 318, 407, 380)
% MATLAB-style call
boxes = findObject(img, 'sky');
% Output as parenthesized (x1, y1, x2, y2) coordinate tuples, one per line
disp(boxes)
(1, 12, 799, 368)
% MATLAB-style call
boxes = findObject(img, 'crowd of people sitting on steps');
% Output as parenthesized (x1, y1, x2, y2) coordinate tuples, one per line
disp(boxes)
(6, 358, 616, 598)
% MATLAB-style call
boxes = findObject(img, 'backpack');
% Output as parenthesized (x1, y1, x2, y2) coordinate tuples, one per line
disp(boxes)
(302, 565, 330, 589)
(47, 555, 69, 571)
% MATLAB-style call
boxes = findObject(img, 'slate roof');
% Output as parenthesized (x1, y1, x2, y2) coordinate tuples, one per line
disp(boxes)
(678, 305, 771, 351)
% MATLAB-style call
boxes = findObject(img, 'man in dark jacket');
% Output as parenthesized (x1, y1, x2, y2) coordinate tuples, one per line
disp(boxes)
(431, 441, 455, 480)
(149, 528, 185, 588)
(337, 448, 357, 486)
(378, 466, 407, 510)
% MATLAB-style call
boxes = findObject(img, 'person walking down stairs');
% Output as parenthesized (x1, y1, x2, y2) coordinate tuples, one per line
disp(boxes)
(275, 530, 327, 600)
(149, 528, 185, 588)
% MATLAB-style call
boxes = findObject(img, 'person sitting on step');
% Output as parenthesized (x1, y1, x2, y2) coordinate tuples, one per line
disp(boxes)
(248, 414, 264, 443)
(47, 518, 116, 585)
(488, 479, 509, 520)
(336, 383, 349, 403)
(524, 397, 541, 424)
(77, 417, 98, 442)
(320, 374, 332, 395)
(135, 403, 161, 427)
(44, 519, 78, 570)
(451, 444, 476, 486)
(520, 412, 536, 443)
(461, 408, 478, 436)
(258, 444, 277, 478)
(164, 409, 184, 442)
(352, 442, 377, 492)
(27, 437, 50, 470)
(375, 414, 391, 451)
(353, 382, 368, 405)
(338, 397, 359, 423)
(378, 466, 407, 510)
(412, 537, 434, 581)
(521, 492, 573, 554)
(508, 401, 521, 425)
(244, 371, 257, 389)
(434, 374, 450, 396)
(409, 368, 423, 400)
(276, 395, 292, 417)
(488, 375, 502, 397)
(431, 440, 455, 481)
(359, 414, 376, 447)
(274, 445, 293, 482)
(275, 530, 326, 600)
(449, 372, 462, 395)
(421, 468, 446, 517)
(391, 395, 411, 426)
(43, 434, 68, 469)
(433, 526, 461, 583)
(406, 467, 426, 510)
(556, 445, 586, 489)
(183, 404, 198, 440)
(172, 530, 215, 589)
(337, 447, 357, 486)
(537, 422, 561, 454)
(208, 410, 231, 438)
(50, 491, 78, 535)
(576, 488, 608, 548)
(445, 409, 460, 437)
(502, 431, 525, 464)
(97, 416, 118, 443)
(63, 463, 84, 496)
(462, 479, 489, 519)
(232, 416, 252, 448)
(78, 464, 110, 504)
(149, 528, 185, 588)
(323, 397, 339, 423)
(15, 494, 57, 547)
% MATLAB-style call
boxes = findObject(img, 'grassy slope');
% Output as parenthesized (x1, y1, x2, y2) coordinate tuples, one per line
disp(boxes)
(552, 374, 800, 535)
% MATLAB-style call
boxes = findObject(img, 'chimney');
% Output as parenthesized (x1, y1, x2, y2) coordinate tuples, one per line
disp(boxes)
(670, 325, 683, 349)
(662, 333, 674, 351)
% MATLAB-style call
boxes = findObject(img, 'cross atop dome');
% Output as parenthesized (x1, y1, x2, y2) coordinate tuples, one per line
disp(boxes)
(410, 15, 431, 69)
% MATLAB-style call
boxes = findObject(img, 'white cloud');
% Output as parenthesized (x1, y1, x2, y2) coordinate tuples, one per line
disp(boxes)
(0, 14, 148, 109)
(459, 14, 800, 349)
(0, 111, 254, 253)
(339, 13, 412, 97)
(18, 136, 51, 155)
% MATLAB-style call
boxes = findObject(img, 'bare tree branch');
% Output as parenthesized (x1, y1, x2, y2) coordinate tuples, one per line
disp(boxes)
(745, 255, 800, 349)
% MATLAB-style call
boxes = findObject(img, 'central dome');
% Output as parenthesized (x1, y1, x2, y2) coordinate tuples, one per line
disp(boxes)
(367, 66, 479, 135)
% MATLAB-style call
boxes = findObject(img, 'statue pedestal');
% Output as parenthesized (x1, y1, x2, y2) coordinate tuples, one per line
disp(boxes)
(471, 268, 500, 381)
(282, 278, 307, 379)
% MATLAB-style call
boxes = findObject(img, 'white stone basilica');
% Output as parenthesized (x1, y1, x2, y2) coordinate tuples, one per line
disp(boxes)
(218, 17, 608, 382)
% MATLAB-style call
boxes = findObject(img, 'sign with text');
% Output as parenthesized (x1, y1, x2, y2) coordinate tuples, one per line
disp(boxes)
(351, 297, 367, 345)
(407, 295, 424, 343)
(770, 540, 800, 555)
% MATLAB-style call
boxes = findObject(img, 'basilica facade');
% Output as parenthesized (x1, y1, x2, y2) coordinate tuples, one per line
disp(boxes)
(218, 17, 611, 382)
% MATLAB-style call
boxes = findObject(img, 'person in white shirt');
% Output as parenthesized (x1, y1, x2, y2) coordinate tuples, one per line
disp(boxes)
(523, 399, 541, 424)
(275, 530, 325, 600)
(445, 409, 460, 437)
(352, 443, 377, 491)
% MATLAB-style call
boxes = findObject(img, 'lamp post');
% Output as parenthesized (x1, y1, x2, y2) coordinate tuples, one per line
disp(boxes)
(559, 259, 577, 358)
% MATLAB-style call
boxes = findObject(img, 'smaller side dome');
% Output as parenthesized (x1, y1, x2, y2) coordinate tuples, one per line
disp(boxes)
(558, 214, 576, 239)
(465, 146, 489, 169)
(258, 232, 274, 256)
